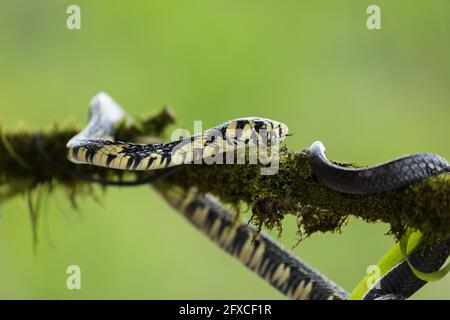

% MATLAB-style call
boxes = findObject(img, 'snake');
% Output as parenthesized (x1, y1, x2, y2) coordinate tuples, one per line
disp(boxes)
(66, 93, 289, 171)
(67, 92, 449, 299)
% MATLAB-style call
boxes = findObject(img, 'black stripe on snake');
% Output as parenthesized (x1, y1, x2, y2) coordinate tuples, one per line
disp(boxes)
(67, 92, 449, 299)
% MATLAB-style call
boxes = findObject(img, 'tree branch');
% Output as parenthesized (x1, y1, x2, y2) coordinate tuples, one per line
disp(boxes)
(1, 108, 449, 244)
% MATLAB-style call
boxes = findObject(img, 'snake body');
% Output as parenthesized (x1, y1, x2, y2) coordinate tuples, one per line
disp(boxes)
(67, 92, 449, 300)
(306, 141, 449, 195)
(67, 93, 289, 171)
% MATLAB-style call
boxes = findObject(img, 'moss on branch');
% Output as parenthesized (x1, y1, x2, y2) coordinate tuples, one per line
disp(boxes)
(159, 151, 450, 244)
(0, 108, 449, 244)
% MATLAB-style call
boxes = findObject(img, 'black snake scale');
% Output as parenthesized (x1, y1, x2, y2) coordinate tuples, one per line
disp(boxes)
(67, 92, 449, 300)
(306, 141, 449, 195)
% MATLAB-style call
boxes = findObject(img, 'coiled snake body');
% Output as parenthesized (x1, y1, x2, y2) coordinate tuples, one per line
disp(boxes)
(67, 92, 449, 300)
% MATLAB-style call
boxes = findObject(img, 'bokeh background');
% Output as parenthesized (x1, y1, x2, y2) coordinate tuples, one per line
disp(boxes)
(0, 0, 449, 299)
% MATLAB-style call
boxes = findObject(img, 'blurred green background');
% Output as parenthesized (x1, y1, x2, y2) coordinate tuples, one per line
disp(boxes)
(0, 0, 449, 299)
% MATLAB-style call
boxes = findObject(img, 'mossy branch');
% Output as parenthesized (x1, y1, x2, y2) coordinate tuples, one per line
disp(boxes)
(0, 108, 449, 244)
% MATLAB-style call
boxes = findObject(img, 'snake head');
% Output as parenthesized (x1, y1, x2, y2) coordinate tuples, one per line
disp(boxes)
(244, 117, 289, 143)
